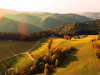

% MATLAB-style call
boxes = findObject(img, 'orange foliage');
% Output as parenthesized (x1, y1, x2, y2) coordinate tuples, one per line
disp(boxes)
(64, 35, 71, 40)
(31, 54, 35, 57)
(91, 42, 99, 49)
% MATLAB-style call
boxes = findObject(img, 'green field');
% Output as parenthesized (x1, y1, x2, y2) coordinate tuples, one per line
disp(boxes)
(0, 35, 100, 75)
(0, 41, 37, 60)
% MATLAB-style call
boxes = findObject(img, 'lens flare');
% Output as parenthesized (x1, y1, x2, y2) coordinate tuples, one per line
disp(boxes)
(18, 22, 27, 40)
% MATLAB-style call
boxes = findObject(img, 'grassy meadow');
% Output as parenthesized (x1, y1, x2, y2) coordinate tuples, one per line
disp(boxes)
(52, 35, 100, 75)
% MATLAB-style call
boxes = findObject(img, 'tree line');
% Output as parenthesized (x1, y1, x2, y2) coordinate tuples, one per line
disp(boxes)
(47, 20, 100, 36)
(0, 31, 52, 41)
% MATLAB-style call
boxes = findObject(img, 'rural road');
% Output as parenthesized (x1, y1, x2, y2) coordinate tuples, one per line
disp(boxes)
(0, 40, 40, 61)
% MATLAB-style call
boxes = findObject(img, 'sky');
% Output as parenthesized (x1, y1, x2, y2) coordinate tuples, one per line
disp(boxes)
(0, 0, 100, 13)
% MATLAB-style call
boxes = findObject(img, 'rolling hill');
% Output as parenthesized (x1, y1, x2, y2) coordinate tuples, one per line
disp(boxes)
(40, 13, 93, 29)
(0, 17, 42, 33)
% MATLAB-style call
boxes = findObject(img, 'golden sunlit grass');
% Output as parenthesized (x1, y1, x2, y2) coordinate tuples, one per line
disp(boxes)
(30, 37, 61, 56)
(0, 54, 34, 74)
(52, 35, 100, 75)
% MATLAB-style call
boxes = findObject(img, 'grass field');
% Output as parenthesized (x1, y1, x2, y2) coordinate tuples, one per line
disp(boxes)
(0, 35, 100, 75)
(52, 35, 100, 75)
(0, 41, 37, 60)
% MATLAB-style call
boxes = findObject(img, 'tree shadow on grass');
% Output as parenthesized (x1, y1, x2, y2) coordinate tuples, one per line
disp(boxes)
(72, 40, 78, 41)
(59, 55, 78, 68)
(96, 45, 100, 59)
(52, 49, 78, 73)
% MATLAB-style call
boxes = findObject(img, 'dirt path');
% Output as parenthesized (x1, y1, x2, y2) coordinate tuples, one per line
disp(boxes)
(0, 40, 39, 61)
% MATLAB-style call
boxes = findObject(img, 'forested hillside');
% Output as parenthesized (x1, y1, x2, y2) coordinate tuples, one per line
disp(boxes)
(47, 20, 100, 36)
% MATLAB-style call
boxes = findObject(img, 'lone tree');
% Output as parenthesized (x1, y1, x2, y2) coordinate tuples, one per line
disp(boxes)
(64, 35, 71, 40)
(47, 39, 53, 49)
(44, 63, 50, 75)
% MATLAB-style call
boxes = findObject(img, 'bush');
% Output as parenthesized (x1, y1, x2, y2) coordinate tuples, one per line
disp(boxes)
(6, 68, 18, 75)
(44, 63, 51, 75)
(47, 39, 53, 49)
(43, 55, 51, 64)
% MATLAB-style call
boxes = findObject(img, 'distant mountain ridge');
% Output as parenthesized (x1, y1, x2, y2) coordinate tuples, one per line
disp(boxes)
(0, 8, 94, 33)
(79, 12, 100, 19)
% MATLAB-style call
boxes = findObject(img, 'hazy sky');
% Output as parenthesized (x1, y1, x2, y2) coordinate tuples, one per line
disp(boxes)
(0, 0, 100, 13)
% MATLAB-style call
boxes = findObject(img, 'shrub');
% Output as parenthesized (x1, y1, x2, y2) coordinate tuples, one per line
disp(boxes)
(44, 63, 51, 75)
(6, 68, 18, 75)
(64, 35, 71, 40)
(43, 55, 51, 64)
(91, 42, 99, 49)
(30, 64, 37, 74)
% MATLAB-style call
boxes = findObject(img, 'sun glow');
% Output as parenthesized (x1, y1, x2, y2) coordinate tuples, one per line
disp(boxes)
(0, 0, 52, 12)
(0, 0, 100, 13)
